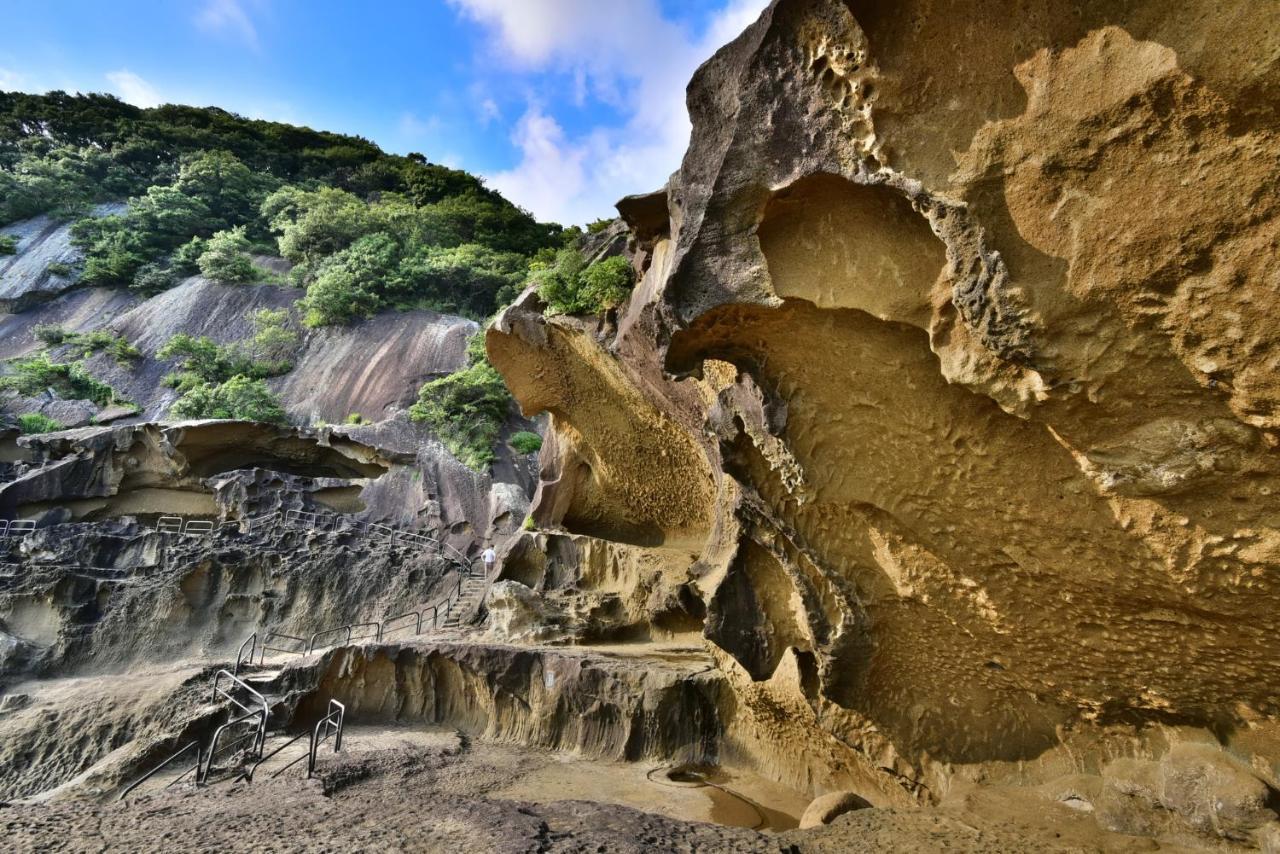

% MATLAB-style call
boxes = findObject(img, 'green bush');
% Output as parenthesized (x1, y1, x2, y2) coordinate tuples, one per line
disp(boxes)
(16, 412, 64, 434)
(158, 331, 289, 390)
(298, 232, 396, 326)
(45, 261, 73, 277)
(532, 249, 634, 316)
(0, 234, 19, 255)
(508, 431, 543, 454)
(198, 226, 258, 283)
(0, 354, 127, 407)
(169, 375, 287, 423)
(409, 331, 511, 470)
(345, 412, 368, 425)
(248, 308, 299, 365)
(131, 261, 177, 295)
(34, 326, 141, 366)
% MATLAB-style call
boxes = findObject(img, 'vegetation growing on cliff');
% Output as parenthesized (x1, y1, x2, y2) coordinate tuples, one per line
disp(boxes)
(410, 331, 511, 470)
(32, 325, 141, 366)
(0, 354, 129, 408)
(168, 374, 287, 423)
(0, 91, 563, 321)
(508, 430, 543, 455)
(15, 412, 64, 434)
(532, 248, 634, 316)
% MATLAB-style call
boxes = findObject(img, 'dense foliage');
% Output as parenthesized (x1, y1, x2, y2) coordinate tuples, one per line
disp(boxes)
(0, 91, 564, 321)
(0, 353, 128, 408)
(0, 234, 17, 255)
(169, 375, 287, 423)
(532, 249, 634, 316)
(156, 309, 296, 424)
(508, 430, 543, 454)
(409, 331, 511, 470)
(16, 412, 64, 434)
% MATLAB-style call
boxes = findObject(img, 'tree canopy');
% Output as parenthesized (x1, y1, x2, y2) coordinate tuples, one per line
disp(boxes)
(0, 90, 565, 323)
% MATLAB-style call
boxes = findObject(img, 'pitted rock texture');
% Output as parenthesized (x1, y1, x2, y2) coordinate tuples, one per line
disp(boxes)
(489, 0, 1280, 841)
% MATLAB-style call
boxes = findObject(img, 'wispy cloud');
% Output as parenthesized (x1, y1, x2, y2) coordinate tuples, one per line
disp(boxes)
(196, 0, 260, 51)
(449, 0, 768, 224)
(106, 69, 163, 108)
(0, 67, 25, 90)
(398, 111, 442, 139)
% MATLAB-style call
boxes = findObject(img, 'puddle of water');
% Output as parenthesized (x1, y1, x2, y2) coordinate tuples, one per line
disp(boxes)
(490, 757, 803, 831)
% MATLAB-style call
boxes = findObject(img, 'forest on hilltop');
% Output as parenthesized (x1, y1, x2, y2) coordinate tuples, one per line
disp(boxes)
(0, 90, 565, 324)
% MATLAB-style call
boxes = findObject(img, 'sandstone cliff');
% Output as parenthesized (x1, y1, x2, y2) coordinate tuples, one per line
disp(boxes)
(488, 0, 1280, 844)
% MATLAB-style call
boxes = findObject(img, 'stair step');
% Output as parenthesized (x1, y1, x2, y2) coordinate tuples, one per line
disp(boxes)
(242, 669, 284, 684)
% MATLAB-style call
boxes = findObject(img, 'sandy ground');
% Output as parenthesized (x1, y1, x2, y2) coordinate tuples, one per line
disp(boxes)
(0, 722, 1184, 853)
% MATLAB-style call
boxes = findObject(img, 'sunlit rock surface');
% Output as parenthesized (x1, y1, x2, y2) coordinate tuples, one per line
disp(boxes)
(489, 0, 1280, 844)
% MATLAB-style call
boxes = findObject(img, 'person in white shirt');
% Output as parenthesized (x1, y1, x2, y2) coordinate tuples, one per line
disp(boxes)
(481, 545, 497, 575)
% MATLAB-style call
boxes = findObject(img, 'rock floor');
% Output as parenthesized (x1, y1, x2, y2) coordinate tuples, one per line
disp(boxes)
(3, 721, 1181, 853)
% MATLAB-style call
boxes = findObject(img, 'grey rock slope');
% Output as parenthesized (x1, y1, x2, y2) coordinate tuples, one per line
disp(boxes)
(0, 204, 125, 312)
(1, 272, 476, 424)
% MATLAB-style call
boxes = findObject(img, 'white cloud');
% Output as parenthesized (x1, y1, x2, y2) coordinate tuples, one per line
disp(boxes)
(0, 67, 25, 90)
(106, 70, 163, 108)
(478, 97, 501, 125)
(451, 0, 769, 224)
(196, 0, 260, 50)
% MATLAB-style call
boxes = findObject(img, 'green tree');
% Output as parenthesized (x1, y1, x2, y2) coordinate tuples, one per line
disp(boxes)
(533, 249, 633, 316)
(198, 226, 258, 283)
(169, 375, 287, 423)
(175, 150, 276, 232)
(249, 307, 299, 364)
(409, 330, 512, 470)
(395, 243, 526, 317)
(298, 232, 397, 325)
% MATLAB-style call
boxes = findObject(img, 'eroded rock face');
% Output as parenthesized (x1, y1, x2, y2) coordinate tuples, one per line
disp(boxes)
(0, 420, 389, 520)
(488, 0, 1280, 837)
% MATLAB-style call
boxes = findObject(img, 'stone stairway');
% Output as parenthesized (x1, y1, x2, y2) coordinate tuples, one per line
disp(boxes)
(441, 573, 490, 629)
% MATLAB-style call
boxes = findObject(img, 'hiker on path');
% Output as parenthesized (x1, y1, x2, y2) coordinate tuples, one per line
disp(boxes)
(482, 545, 497, 576)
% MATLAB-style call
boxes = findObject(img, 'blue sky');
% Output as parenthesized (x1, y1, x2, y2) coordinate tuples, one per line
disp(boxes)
(0, 0, 768, 224)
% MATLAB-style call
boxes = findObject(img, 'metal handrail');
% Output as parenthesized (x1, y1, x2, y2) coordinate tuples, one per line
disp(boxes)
(259, 630, 307, 664)
(380, 611, 421, 639)
(308, 700, 345, 776)
(234, 632, 257, 676)
(3, 519, 34, 538)
(211, 669, 269, 756)
(348, 621, 382, 644)
(307, 624, 351, 654)
(119, 740, 202, 801)
(200, 709, 264, 783)
(242, 730, 308, 782)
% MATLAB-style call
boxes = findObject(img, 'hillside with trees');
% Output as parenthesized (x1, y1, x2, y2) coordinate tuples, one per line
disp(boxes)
(0, 91, 563, 323)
